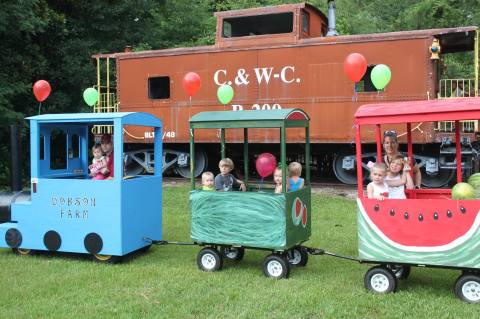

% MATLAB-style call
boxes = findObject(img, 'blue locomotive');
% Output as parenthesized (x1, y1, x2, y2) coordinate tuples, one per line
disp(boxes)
(0, 112, 163, 262)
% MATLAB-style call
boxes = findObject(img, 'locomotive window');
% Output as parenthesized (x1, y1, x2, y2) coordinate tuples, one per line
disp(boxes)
(148, 77, 170, 99)
(50, 129, 67, 170)
(39, 134, 45, 160)
(222, 12, 293, 38)
(302, 11, 309, 34)
(71, 134, 79, 158)
(356, 65, 378, 93)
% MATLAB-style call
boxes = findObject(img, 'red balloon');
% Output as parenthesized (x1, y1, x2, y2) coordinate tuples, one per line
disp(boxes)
(343, 53, 367, 83)
(33, 80, 51, 102)
(255, 153, 277, 178)
(182, 72, 201, 97)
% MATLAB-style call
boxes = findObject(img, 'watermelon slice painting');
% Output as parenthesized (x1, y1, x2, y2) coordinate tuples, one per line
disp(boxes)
(357, 198, 480, 268)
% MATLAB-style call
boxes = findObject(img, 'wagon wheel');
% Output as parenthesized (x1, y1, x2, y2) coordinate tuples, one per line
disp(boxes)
(220, 247, 245, 261)
(197, 247, 223, 272)
(92, 254, 123, 264)
(364, 266, 397, 294)
(386, 264, 411, 280)
(12, 248, 35, 256)
(287, 246, 308, 267)
(454, 273, 480, 303)
(262, 254, 290, 279)
(420, 166, 455, 188)
(333, 149, 369, 185)
(175, 149, 208, 178)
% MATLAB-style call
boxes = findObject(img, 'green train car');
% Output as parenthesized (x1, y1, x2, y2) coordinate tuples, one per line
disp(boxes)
(189, 109, 311, 278)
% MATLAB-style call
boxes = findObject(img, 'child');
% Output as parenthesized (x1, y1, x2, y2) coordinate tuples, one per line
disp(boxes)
(287, 162, 304, 191)
(367, 162, 389, 200)
(385, 154, 414, 199)
(273, 167, 288, 194)
(214, 158, 246, 192)
(89, 144, 107, 180)
(201, 171, 215, 191)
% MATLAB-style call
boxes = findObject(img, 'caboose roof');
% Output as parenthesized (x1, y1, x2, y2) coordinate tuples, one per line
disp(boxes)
(189, 108, 309, 129)
(27, 112, 162, 127)
(355, 97, 480, 125)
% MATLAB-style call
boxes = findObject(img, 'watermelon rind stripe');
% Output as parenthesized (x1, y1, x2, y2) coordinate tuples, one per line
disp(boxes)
(357, 198, 480, 253)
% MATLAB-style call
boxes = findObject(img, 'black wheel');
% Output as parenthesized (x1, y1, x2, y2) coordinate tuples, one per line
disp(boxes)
(364, 266, 397, 294)
(92, 254, 123, 264)
(386, 264, 411, 280)
(197, 247, 223, 272)
(220, 247, 245, 261)
(262, 254, 290, 279)
(287, 246, 308, 267)
(12, 248, 35, 256)
(333, 149, 368, 185)
(175, 149, 208, 178)
(454, 274, 480, 303)
(420, 166, 455, 188)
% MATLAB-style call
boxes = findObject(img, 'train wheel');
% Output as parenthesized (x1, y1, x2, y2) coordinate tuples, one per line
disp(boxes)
(420, 167, 455, 188)
(197, 247, 223, 272)
(364, 266, 397, 294)
(12, 248, 35, 256)
(333, 150, 368, 185)
(287, 246, 308, 267)
(92, 254, 122, 264)
(386, 264, 411, 280)
(454, 273, 480, 303)
(262, 254, 290, 279)
(220, 247, 245, 261)
(175, 149, 207, 178)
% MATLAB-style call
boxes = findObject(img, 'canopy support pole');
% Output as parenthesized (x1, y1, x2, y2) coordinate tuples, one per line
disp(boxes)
(355, 124, 363, 196)
(190, 128, 195, 190)
(375, 124, 382, 162)
(220, 128, 225, 159)
(243, 128, 248, 188)
(407, 123, 413, 179)
(455, 121, 462, 182)
(281, 126, 287, 194)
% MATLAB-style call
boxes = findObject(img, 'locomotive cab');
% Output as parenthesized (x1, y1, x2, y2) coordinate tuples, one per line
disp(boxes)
(0, 112, 163, 262)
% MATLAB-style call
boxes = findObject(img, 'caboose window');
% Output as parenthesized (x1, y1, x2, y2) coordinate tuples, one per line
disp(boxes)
(356, 65, 378, 93)
(222, 12, 293, 38)
(302, 11, 309, 34)
(50, 129, 67, 170)
(148, 77, 170, 99)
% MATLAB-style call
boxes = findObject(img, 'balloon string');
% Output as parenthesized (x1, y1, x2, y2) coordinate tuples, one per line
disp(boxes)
(353, 83, 357, 102)
(38, 102, 42, 115)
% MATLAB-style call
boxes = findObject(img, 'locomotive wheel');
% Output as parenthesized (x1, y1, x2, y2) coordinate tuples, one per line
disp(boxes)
(12, 248, 35, 256)
(262, 254, 290, 279)
(220, 247, 245, 261)
(420, 167, 455, 188)
(386, 264, 411, 280)
(333, 150, 367, 185)
(197, 247, 223, 272)
(364, 266, 397, 294)
(175, 149, 207, 178)
(454, 273, 480, 303)
(92, 254, 122, 264)
(287, 246, 308, 267)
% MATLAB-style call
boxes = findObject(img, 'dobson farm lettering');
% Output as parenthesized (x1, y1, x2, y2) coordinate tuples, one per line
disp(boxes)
(51, 196, 96, 219)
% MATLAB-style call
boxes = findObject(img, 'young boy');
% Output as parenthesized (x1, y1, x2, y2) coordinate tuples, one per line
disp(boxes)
(201, 171, 215, 191)
(215, 158, 246, 192)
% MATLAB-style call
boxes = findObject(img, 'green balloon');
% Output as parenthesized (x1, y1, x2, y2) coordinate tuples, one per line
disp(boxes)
(370, 64, 391, 90)
(83, 87, 99, 106)
(217, 84, 234, 105)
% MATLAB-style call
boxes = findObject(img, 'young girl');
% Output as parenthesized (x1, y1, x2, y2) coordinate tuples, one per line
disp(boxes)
(287, 162, 304, 192)
(385, 154, 414, 199)
(89, 144, 107, 180)
(273, 167, 289, 194)
(367, 162, 389, 200)
(201, 171, 215, 191)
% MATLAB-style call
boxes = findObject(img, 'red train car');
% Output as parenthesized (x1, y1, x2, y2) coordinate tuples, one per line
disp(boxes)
(92, 1, 479, 187)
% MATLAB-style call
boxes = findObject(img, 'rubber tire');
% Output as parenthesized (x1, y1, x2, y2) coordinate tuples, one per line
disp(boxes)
(220, 247, 245, 261)
(454, 273, 480, 303)
(197, 248, 223, 272)
(287, 246, 308, 267)
(262, 254, 290, 279)
(387, 264, 411, 280)
(364, 266, 397, 294)
(92, 254, 123, 264)
(12, 248, 35, 256)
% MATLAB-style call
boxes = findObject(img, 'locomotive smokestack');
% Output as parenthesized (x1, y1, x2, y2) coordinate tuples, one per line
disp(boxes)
(10, 125, 22, 192)
(326, 0, 339, 36)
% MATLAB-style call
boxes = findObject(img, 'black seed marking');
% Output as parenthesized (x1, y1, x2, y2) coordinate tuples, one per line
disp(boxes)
(418, 214, 423, 222)
(433, 212, 439, 220)
(374, 204, 380, 212)
(404, 212, 409, 220)
(460, 206, 466, 214)
(447, 210, 453, 218)
(389, 208, 395, 216)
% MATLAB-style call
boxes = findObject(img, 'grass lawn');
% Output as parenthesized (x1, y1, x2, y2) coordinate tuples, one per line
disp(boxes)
(0, 185, 478, 318)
